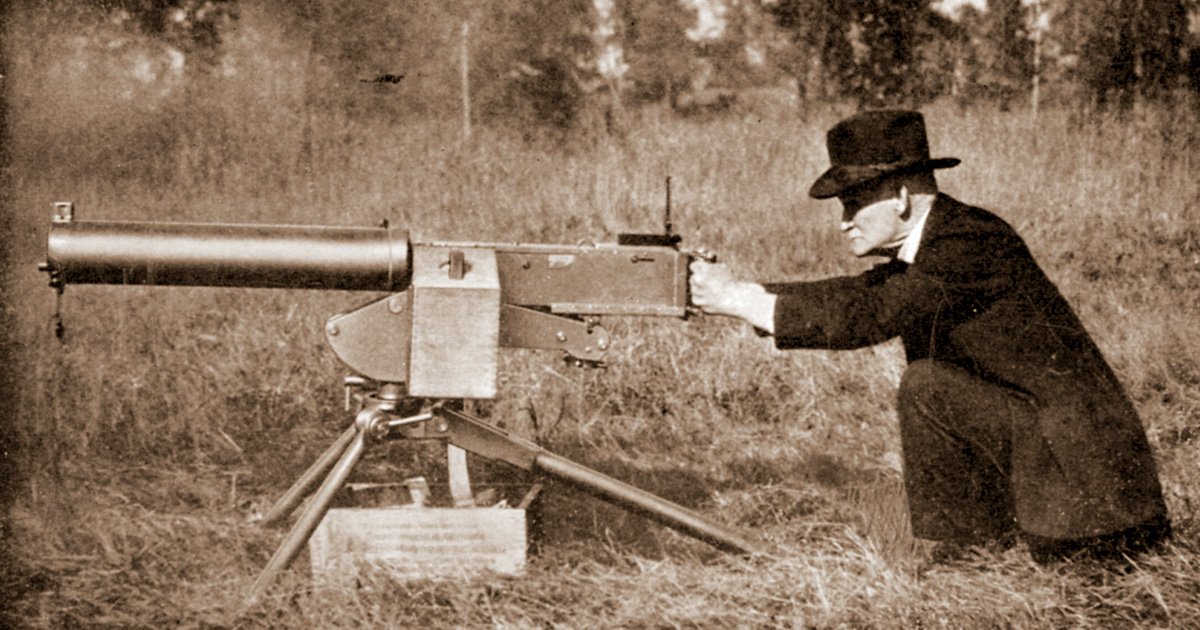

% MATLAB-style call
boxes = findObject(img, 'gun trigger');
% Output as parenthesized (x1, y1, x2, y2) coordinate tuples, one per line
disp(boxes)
(564, 355, 606, 369)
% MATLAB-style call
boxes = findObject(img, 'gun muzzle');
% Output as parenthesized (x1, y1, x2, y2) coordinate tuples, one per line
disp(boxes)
(43, 207, 411, 292)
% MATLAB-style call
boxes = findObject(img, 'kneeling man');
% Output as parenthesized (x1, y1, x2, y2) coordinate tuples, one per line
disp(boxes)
(690, 110, 1170, 563)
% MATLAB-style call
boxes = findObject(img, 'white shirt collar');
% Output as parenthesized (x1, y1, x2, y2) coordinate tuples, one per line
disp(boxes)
(896, 196, 935, 264)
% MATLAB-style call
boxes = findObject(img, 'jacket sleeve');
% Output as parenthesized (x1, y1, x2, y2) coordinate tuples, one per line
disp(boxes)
(769, 226, 1026, 351)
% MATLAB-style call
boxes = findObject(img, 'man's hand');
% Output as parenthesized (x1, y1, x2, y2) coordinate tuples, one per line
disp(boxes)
(689, 260, 777, 333)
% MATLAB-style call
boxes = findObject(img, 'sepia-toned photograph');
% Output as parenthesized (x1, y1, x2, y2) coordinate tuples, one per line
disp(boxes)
(1, 1, 1198, 627)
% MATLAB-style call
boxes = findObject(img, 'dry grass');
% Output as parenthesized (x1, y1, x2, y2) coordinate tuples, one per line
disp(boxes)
(4, 2, 1200, 628)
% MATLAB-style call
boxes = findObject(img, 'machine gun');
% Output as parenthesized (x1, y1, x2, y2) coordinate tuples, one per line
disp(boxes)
(39, 200, 760, 604)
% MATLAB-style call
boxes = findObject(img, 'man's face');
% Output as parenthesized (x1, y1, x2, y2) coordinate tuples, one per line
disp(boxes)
(838, 187, 906, 257)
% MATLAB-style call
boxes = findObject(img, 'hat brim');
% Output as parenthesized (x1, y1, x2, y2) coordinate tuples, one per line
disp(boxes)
(808, 157, 960, 200)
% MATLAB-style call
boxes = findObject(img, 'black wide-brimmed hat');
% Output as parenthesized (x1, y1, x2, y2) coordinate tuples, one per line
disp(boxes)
(808, 110, 960, 200)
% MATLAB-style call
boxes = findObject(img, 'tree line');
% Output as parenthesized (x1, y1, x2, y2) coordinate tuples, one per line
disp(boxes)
(74, 0, 1200, 130)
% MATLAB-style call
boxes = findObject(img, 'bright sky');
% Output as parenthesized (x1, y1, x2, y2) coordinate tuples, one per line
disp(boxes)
(682, 0, 727, 41)
(682, 0, 1074, 44)
(931, 0, 988, 20)
(683, 1, 995, 43)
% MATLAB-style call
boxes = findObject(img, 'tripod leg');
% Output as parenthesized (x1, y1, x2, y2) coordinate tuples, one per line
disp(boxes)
(433, 406, 764, 555)
(261, 424, 359, 526)
(246, 428, 367, 606)
(534, 451, 763, 555)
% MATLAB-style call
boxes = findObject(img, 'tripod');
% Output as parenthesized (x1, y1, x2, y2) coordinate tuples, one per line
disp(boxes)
(245, 380, 763, 605)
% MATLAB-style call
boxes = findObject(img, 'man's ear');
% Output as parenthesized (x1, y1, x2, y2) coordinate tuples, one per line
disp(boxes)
(897, 186, 911, 221)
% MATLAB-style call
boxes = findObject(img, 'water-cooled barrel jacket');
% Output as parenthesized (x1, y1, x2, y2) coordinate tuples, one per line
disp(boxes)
(765, 193, 1167, 540)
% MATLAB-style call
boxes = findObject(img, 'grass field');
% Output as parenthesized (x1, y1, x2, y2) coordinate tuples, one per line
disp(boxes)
(4, 4, 1200, 629)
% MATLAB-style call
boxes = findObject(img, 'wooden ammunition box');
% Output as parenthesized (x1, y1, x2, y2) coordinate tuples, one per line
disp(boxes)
(408, 245, 500, 398)
(309, 507, 527, 584)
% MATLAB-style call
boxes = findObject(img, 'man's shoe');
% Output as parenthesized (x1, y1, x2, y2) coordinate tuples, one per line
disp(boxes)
(1027, 514, 1172, 566)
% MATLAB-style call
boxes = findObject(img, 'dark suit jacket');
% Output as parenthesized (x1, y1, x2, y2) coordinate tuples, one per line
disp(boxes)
(767, 194, 1166, 539)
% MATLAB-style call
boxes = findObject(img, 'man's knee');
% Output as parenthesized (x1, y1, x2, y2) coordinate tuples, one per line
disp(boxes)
(896, 359, 1021, 443)
(897, 359, 963, 413)
(899, 359, 944, 395)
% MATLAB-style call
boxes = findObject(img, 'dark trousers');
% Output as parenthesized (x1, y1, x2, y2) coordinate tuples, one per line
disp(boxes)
(896, 359, 1171, 560)
(896, 359, 1021, 545)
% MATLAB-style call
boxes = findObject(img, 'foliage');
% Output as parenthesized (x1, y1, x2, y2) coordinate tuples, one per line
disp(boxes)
(1073, 0, 1190, 110)
(762, 0, 854, 102)
(620, 0, 696, 103)
(48, 0, 1200, 122)
(75, 0, 237, 71)
(841, 0, 920, 107)
(953, 0, 1033, 108)
(765, 0, 1198, 112)
(470, 0, 600, 139)
(764, 0, 969, 108)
